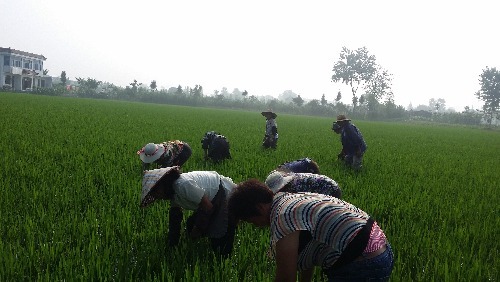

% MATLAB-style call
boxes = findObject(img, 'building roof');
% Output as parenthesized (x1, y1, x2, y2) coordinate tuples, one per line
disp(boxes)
(0, 47, 46, 60)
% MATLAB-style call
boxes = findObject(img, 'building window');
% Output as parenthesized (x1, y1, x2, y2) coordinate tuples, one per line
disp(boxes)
(23, 60, 32, 69)
(14, 60, 21, 67)
(3, 56, 10, 66)
(41, 80, 46, 87)
(5, 75, 12, 85)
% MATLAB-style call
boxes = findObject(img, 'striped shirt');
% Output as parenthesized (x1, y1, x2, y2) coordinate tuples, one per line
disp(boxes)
(270, 192, 370, 270)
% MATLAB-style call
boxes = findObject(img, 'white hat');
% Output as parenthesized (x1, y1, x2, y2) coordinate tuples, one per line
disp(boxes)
(137, 143, 165, 163)
(140, 166, 178, 208)
(265, 170, 294, 194)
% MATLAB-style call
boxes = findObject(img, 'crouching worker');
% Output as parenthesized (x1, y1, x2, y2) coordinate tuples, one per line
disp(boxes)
(276, 157, 320, 174)
(265, 170, 342, 199)
(137, 140, 192, 171)
(141, 166, 237, 257)
(201, 131, 231, 162)
(332, 114, 367, 170)
(228, 180, 394, 282)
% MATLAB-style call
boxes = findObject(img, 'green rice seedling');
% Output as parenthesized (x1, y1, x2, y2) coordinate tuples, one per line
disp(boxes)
(0, 92, 498, 281)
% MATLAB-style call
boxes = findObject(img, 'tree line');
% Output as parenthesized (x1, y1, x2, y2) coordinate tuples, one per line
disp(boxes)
(8, 47, 499, 126)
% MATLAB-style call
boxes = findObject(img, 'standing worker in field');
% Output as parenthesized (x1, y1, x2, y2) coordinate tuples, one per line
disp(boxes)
(201, 131, 231, 162)
(332, 114, 367, 170)
(228, 181, 394, 281)
(140, 166, 238, 257)
(137, 140, 192, 171)
(261, 110, 278, 149)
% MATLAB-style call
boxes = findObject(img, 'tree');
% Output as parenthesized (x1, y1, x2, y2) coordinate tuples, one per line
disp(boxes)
(220, 87, 229, 97)
(43, 69, 49, 75)
(76, 77, 101, 97)
(364, 65, 393, 104)
(175, 85, 183, 96)
(359, 94, 366, 105)
(292, 95, 304, 106)
(76, 77, 101, 90)
(60, 71, 68, 85)
(278, 90, 298, 104)
(321, 94, 327, 106)
(429, 98, 446, 113)
(476, 66, 500, 125)
(335, 91, 342, 102)
(306, 99, 320, 108)
(192, 84, 203, 98)
(352, 94, 358, 111)
(130, 79, 142, 92)
(331, 46, 377, 104)
(150, 80, 157, 91)
(242, 90, 248, 98)
(231, 88, 242, 100)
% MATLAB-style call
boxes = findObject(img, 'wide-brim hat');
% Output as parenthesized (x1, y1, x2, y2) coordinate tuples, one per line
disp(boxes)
(140, 166, 178, 208)
(265, 170, 294, 194)
(137, 143, 165, 163)
(336, 114, 351, 122)
(261, 111, 277, 119)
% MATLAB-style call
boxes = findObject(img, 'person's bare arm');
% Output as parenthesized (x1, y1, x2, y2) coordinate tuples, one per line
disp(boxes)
(274, 231, 300, 282)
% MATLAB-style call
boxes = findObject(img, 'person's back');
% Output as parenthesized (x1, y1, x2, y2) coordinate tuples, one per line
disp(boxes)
(137, 141, 192, 171)
(201, 131, 231, 162)
(276, 158, 320, 174)
(265, 170, 342, 199)
(341, 123, 367, 155)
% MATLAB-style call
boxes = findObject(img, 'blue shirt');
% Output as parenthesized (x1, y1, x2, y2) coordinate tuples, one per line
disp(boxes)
(341, 123, 367, 155)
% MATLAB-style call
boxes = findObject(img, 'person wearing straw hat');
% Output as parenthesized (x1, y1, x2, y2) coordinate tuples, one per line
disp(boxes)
(265, 170, 342, 199)
(137, 140, 192, 171)
(201, 131, 231, 162)
(275, 157, 320, 174)
(261, 110, 278, 149)
(228, 181, 394, 281)
(140, 166, 238, 257)
(332, 114, 367, 170)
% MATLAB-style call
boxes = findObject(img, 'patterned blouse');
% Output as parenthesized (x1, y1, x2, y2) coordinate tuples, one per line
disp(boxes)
(282, 173, 341, 199)
(270, 192, 371, 271)
(265, 118, 278, 138)
(158, 140, 184, 167)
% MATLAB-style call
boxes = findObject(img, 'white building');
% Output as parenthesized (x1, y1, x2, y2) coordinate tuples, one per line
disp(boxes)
(0, 47, 52, 91)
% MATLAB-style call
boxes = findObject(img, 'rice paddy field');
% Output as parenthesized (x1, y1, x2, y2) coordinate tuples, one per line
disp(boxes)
(0, 92, 498, 281)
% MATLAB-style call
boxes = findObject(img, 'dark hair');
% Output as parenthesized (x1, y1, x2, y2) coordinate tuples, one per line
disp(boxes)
(154, 168, 181, 200)
(228, 179, 273, 221)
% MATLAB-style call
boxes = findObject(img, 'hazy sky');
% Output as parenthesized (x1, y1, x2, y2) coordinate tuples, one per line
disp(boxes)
(2, 0, 499, 110)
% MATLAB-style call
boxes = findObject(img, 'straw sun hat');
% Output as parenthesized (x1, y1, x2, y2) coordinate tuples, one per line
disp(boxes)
(265, 170, 294, 194)
(336, 114, 351, 122)
(137, 143, 165, 163)
(140, 166, 179, 208)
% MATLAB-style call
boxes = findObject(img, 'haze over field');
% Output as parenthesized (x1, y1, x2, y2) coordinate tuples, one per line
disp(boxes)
(2, 0, 499, 110)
